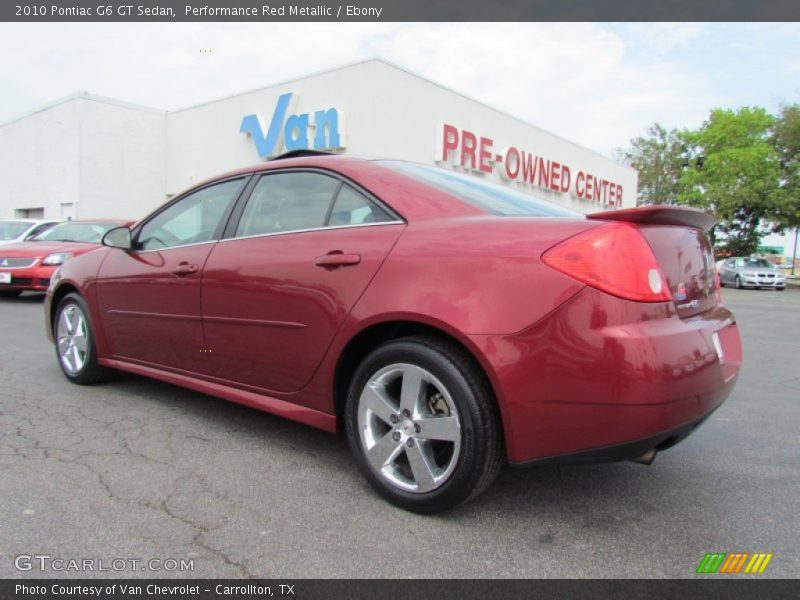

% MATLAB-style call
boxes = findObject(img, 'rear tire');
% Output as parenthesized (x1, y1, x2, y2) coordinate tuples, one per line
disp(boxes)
(345, 336, 504, 513)
(735, 276, 742, 289)
(54, 293, 112, 385)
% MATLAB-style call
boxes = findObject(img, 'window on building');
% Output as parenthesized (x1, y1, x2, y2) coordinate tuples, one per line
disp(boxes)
(14, 208, 45, 219)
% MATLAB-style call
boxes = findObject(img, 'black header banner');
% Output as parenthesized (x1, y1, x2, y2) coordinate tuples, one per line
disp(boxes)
(3, 0, 800, 22)
(2, 579, 798, 600)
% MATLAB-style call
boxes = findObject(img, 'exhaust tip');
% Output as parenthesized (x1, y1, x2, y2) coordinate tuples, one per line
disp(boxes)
(630, 448, 657, 466)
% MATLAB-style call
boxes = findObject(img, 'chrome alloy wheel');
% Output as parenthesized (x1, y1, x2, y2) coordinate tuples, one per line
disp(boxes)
(56, 303, 89, 375)
(357, 363, 462, 493)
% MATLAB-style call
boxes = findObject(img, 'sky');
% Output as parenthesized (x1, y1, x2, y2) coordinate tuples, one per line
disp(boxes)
(1, 22, 799, 159)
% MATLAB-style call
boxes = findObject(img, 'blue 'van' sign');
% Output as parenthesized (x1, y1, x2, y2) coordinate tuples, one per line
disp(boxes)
(240, 93, 345, 159)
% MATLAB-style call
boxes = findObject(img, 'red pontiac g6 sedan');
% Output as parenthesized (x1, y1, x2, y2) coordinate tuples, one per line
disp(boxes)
(44, 155, 742, 512)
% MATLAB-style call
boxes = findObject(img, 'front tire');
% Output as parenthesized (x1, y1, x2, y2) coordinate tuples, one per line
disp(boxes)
(54, 293, 111, 385)
(345, 336, 504, 513)
(735, 275, 742, 289)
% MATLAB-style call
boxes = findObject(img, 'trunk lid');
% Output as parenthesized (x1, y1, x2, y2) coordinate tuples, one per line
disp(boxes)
(588, 206, 718, 318)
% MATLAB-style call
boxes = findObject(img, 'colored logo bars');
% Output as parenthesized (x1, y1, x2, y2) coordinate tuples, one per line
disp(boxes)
(696, 552, 773, 574)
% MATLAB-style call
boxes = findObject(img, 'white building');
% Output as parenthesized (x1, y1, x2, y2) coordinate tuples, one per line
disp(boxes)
(0, 59, 637, 221)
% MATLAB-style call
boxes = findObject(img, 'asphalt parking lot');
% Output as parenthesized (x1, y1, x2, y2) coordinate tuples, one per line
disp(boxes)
(0, 287, 798, 579)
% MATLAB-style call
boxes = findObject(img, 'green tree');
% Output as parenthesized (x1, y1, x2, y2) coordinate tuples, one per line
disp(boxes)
(772, 103, 800, 232)
(677, 107, 783, 256)
(615, 123, 684, 206)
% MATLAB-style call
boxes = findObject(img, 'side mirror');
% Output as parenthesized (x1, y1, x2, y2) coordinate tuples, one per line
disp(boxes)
(102, 226, 132, 250)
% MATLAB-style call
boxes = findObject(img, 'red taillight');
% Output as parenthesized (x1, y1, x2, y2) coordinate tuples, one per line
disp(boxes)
(542, 222, 672, 302)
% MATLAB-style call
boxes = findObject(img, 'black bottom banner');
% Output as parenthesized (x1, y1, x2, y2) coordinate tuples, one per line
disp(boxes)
(2, 579, 796, 600)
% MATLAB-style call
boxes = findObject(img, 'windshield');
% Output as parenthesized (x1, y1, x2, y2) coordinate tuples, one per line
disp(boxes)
(0, 221, 33, 240)
(31, 221, 120, 244)
(735, 258, 773, 268)
(379, 160, 581, 218)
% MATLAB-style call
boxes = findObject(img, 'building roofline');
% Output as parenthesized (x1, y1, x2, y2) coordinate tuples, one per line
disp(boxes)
(169, 57, 633, 169)
(0, 92, 165, 128)
(0, 58, 634, 170)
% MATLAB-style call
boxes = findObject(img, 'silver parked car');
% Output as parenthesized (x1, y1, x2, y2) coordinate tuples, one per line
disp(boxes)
(718, 256, 786, 290)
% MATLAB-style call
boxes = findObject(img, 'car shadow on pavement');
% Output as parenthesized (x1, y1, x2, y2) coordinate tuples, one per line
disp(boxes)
(94, 370, 691, 528)
(99, 369, 354, 461)
(0, 292, 46, 303)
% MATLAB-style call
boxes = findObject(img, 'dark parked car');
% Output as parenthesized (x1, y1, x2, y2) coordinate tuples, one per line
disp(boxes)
(44, 155, 742, 512)
(718, 256, 786, 290)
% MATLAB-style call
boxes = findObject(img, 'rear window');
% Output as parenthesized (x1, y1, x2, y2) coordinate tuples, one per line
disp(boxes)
(31, 221, 121, 244)
(0, 221, 32, 240)
(379, 160, 580, 218)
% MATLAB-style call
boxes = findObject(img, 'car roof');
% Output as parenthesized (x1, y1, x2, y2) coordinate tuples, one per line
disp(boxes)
(180, 155, 485, 222)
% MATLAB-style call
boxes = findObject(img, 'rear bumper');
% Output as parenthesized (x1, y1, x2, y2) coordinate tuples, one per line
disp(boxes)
(509, 410, 715, 467)
(469, 287, 742, 463)
(0, 263, 56, 292)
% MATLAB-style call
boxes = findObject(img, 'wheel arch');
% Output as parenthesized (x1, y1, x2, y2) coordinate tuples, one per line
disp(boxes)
(332, 319, 506, 442)
(49, 282, 80, 334)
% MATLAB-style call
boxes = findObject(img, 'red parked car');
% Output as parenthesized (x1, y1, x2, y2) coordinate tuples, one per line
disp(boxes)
(44, 155, 742, 512)
(0, 220, 130, 297)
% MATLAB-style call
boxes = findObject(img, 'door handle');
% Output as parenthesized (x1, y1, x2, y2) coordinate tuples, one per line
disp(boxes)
(314, 252, 361, 268)
(170, 262, 199, 276)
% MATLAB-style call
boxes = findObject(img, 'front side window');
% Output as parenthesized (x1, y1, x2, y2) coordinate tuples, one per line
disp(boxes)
(236, 172, 340, 237)
(138, 179, 243, 251)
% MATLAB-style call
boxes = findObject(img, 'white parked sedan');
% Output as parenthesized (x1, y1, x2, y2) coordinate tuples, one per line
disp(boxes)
(718, 256, 787, 290)
(0, 220, 59, 246)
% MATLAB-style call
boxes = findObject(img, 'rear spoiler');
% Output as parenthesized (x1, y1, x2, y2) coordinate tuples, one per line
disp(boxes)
(587, 205, 715, 232)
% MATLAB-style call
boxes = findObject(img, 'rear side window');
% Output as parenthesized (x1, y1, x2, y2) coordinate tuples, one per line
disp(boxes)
(379, 160, 579, 218)
(329, 185, 393, 226)
(237, 173, 339, 237)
